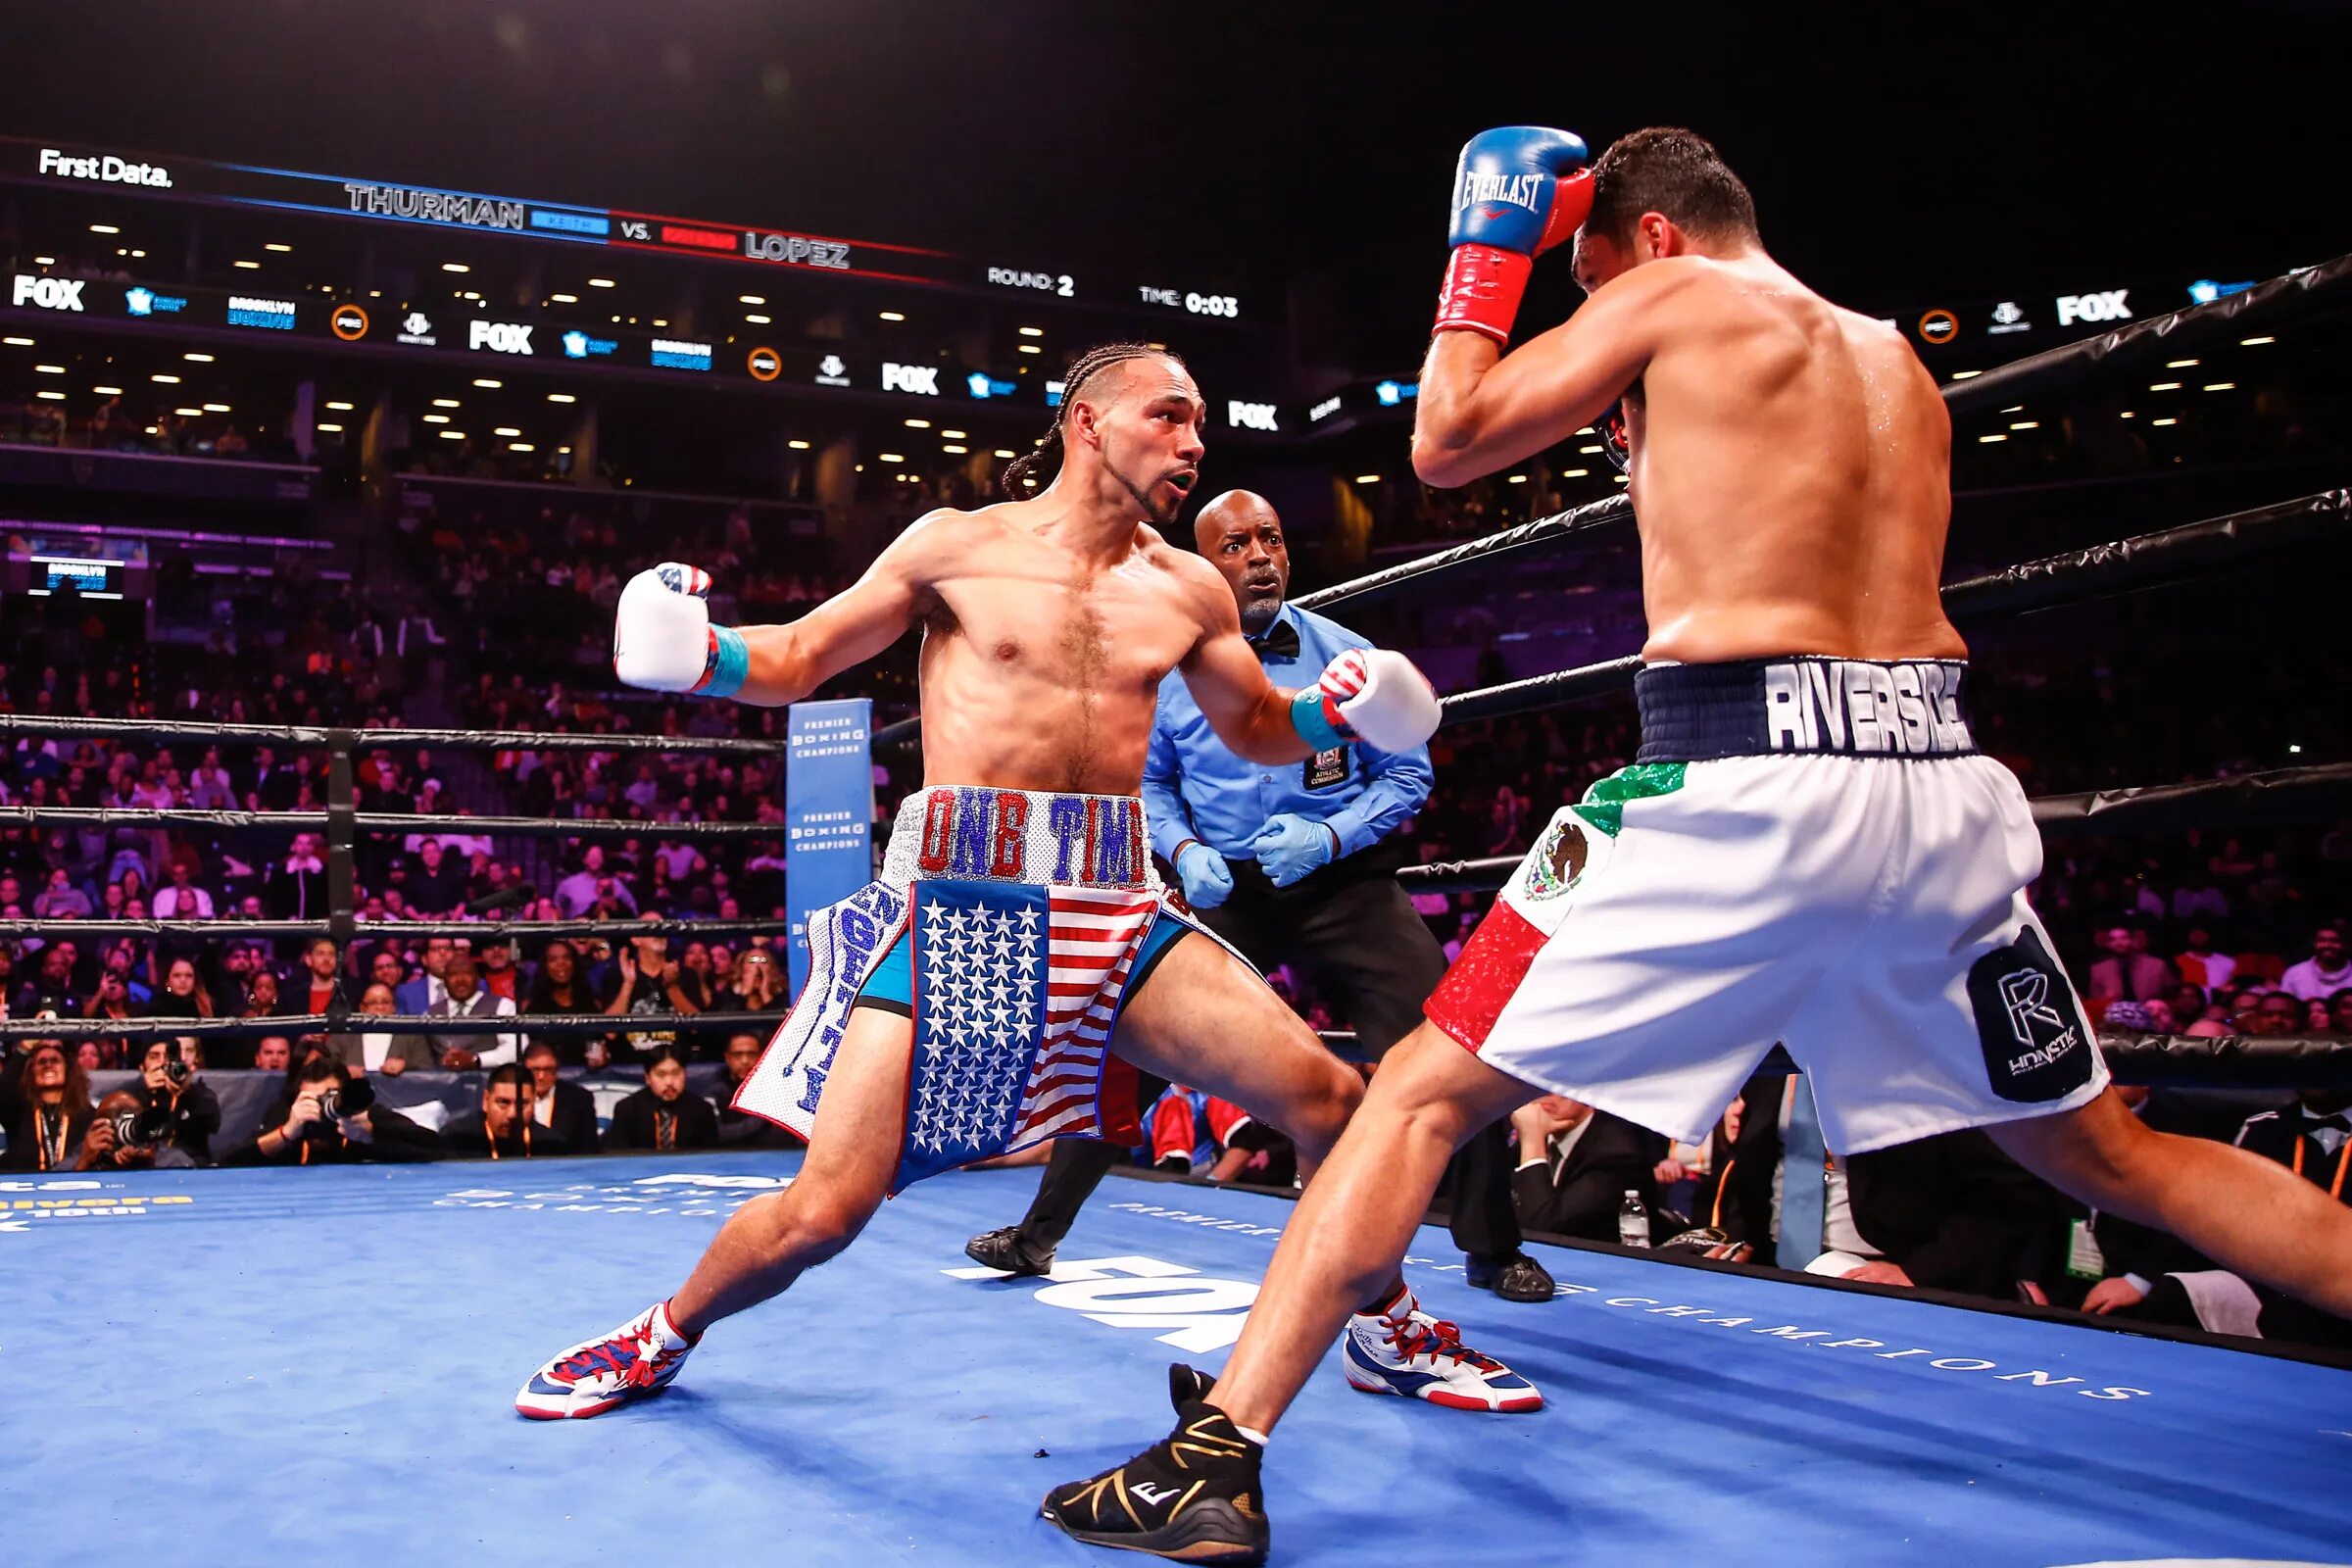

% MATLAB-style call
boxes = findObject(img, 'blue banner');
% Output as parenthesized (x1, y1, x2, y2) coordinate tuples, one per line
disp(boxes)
(784, 699, 876, 996)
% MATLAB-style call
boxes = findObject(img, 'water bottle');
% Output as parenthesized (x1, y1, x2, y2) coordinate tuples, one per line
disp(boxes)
(1618, 1189, 1650, 1250)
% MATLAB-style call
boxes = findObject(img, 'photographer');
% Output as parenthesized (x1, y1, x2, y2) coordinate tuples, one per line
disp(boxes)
(230, 1055, 443, 1165)
(78, 1089, 166, 1171)
(125, 1036, 220, 1165)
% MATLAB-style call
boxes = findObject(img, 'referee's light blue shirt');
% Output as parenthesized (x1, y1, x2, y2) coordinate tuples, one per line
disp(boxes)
(1143, 603, 1434, 866)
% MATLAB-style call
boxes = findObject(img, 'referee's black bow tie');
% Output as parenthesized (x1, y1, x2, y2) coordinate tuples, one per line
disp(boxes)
(1249, 620, 1300, 660)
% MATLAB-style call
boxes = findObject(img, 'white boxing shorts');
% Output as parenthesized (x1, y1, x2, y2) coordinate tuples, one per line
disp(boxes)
(1426, 657, 2108, 1154)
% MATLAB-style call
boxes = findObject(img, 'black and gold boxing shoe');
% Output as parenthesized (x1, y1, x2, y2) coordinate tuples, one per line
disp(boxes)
(1041, 1399, 1268, 1564)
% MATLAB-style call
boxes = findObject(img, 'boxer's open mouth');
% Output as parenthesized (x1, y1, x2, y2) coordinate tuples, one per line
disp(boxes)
(1165, 469, 1197, 495)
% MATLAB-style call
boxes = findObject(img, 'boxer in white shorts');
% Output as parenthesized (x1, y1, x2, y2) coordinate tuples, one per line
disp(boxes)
(1048, 126, 2352, 1563)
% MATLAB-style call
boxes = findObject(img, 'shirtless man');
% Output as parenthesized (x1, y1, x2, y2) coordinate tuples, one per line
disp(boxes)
(1044, 127, 2352, 1563)
(514, 341, 1537, 1423)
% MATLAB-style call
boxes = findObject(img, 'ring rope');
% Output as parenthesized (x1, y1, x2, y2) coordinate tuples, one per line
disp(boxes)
(0, 713, 787, 757)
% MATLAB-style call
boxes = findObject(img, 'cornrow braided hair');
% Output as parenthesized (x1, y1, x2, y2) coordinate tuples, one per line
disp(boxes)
(1000, 341, 1182, 496)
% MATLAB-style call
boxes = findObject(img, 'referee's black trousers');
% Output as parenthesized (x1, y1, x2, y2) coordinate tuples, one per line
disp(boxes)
(1005, 852, 1524, 1259)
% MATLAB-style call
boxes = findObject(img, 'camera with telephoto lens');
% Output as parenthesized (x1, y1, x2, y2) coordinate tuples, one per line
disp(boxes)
(111, 1100, 175, 1149)
(306, 1076, 376, 1140)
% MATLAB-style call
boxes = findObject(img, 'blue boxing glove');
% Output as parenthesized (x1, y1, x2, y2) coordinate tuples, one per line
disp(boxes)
(1435, 125, 1592, 343)
(1250, 814, 1338, 889)
(1173, 840, 1235, 910)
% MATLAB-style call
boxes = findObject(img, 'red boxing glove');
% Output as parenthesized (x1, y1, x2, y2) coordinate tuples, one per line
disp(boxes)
(1434, 125, 1593, 344)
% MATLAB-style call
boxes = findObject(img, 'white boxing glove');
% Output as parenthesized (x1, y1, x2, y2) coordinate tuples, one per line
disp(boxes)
(1289, 648, 1442, 754)
(613, 564, 734, 695)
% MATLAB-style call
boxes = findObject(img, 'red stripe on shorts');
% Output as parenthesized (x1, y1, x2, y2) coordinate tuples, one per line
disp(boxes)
(1424, 900, 1546, 1053)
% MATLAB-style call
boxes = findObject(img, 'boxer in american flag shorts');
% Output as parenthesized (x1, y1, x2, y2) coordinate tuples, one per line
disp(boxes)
(515, 342, 1541, 1427)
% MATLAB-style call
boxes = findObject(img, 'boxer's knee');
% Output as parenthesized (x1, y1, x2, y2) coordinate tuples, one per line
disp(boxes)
(1366, 1023, 1523, 1153)
(1290, 1055, 1363, 1160)
(737, 1179, 878, 1268)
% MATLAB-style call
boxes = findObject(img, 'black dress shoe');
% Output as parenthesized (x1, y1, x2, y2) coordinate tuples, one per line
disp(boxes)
(964, 1225, 1055, 1276)
(1465, 1250, 1556, 1302)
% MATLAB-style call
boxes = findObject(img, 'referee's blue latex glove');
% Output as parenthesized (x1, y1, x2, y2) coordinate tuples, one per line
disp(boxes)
(1250, 814, 1339, 888)
(1174, 841, 1235, 909)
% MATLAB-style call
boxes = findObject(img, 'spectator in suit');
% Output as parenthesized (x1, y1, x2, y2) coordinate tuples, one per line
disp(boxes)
(431, 955, 520, 1069)
(715, 1031, 787, 1149)
(1838, 1130, 2069, 1300)
(395, 936, 456, 1017)
(523, 1042, 601, 1152)
(604, 1047, 718, 1153)
(332, 983, 435, 1076)
(2088, 924, 2177, 1003)
(446, 1063, 569, 1159)
(1507, 1095, 1670, 1242)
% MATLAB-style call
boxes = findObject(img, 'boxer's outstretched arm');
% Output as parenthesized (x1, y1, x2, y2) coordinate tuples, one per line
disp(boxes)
(727, 515, 950, 707)
(1171, 556, 1315, 766)
(1411, 259, 1677, 489)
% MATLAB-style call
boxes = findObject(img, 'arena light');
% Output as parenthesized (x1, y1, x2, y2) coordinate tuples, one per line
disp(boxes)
(1575, 426, 1594, 436)
(993, 449, 1015, 459)
(266, 242, 292, 253)
(1948, 369, 1982, 380)
(202, 403, 230, 414)
(550, 292, 579, 304)
(2202, 381, 2236, 391)
(878, 311, 906, 321)
(34, 390, 65, 401)
(745, 314, 771, 325)
(905, 417, 931, 428)
(3, 336, 33, 346)
(92, 383, 123, 395)
(547, 393, 576, 404)
(878, 451, 906, 463)
(232, 260, 265, 270)
(472, 377, 502, 389)
(422, 414, 450, 424)
(588, 277, 616, 288)
(787, 439, 810, 450)
(33, 363, 64, 373)
(142, 425, 157, 435)
(1506, 473, 1527, 484)
(510, 441, 535, 452)
(32, 256, 54, 266)
(1354, 473, 1381, 484)
(2150, 416, 2179, 426)
(326, 400, 354, 411)
(90, 222, 120, 234)
(172, 406, 203, 416)
(1018, 326, 1044, 337)
(443, 263, 470, 273)
(1017, 344, 1042, 354)
(1978, 433, 2008, 443)
(150, 372, 179, 383)
(2166, 358, 2200, 368)
(1560, 467, 1590, 477)
(651, 318, 667, 328)
(1612, 474, 1631, 484)
(2119, 411, 2135, 418)
(432, 398, 462, 408)
(739, 294, 766, 306)
(2009, 420, 2039, 430)
(942, 444, 968, 455)
(440, 429, 466, 440)
(317, 422, 344, 433)
(183, 352, 215, 363)
(1578, 443, 1602, 455)
(2240, 335, 2276, 346)
(493, 426, 521, 437)
(2001, 405, 2025, 415)
(2149, 381, 2182, 391)
(941, 429, 966, 439)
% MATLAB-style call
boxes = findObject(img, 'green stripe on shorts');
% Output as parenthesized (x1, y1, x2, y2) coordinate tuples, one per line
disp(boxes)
(1572, 761, 1687, 839)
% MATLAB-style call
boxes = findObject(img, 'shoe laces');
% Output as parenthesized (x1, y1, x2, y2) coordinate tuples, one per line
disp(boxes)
(1385, 1312, 1497, 1372)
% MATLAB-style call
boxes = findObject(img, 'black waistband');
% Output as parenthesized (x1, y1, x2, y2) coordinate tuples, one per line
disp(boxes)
(1635, 658, 1978, 762)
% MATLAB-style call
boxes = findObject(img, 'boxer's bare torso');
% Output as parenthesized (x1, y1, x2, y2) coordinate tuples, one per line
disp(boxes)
(733, 497, 1304, 794)
(1418, 250, 1966, 666)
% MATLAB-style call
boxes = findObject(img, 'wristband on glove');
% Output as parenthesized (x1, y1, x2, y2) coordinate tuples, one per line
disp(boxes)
(1434, 245, 1539, 344)
(697, 625, 751, 700)
(1288, 687, 1354, 752)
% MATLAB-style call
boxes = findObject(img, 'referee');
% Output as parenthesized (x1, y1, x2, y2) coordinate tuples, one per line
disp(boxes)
(965, 490, 1555, 1302)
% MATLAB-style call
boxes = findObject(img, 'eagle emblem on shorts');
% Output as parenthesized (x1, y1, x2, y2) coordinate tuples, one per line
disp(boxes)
(1522, 818, 1590, 901)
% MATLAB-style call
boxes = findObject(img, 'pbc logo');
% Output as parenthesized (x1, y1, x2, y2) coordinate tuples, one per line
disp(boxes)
(2055, 289, 2132, 326)
(881, 361, 940, 395)
(12, 274, 84, 312)
(1227, 400, 1279, 432)
(468, 320, 535, 355)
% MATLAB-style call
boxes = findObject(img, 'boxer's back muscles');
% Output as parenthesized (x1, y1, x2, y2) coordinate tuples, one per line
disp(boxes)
(1617, 255, 1964, 664)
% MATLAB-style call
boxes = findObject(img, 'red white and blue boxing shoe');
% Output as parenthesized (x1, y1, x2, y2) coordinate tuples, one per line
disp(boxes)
(514, 1299, 699, 1420)
(1341, 1283, 1543, 1412)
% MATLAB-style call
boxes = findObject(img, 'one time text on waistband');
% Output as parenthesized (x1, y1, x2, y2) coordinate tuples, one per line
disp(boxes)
(1763, 661, 1975, 756)
(913, 787, 1148, 885)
